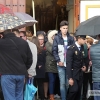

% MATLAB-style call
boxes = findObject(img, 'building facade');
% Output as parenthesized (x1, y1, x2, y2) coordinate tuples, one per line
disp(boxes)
(0, 0, 100, 33)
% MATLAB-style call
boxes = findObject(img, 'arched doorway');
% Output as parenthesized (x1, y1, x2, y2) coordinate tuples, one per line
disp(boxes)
(30, 0, 68, 32)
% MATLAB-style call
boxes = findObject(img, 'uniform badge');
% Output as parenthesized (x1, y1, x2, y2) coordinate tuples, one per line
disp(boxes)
(82, 51, 85, 56)
(75, 51, 78, 55)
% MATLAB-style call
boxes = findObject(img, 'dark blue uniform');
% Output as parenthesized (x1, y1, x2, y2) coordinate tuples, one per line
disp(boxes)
(66, 43, 86, 100)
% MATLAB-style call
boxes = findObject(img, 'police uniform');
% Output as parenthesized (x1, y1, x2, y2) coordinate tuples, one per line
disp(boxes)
(66, 36, 86, 100)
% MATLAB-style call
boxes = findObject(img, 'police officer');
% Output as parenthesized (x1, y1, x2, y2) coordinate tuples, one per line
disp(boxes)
(66, 35, 87, 100)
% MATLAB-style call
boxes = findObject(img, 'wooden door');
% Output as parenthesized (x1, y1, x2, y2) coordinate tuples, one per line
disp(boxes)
(0, 0, 26, 12)
(17, 0, 26, 12)
(74, 0, 80, 31)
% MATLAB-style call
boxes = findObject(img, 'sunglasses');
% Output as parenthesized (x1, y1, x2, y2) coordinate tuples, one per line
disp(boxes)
(20, 36, 25, 38)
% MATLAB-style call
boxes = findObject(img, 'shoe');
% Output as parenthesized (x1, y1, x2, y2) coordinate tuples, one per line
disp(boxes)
(82, 98, 87, 100)
(87, 96, 94, 100)
(82, 97, 87, 100)
(50, 95, 54, 100)
(44, 97, 48, 100)
(54, 94, 60, 99)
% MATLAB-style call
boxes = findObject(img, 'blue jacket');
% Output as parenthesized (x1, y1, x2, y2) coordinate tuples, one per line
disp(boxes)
(52, 31, 74, 64)
(90, 41, 100, 82)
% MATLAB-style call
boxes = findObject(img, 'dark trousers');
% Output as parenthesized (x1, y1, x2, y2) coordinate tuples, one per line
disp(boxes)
(54, 74, 60, 95)
(48, 72, 57, 94)
(67, 77, 83, 100)
(82, 72, 93, 99)
(34, 78, 45, 99)
(0, 77, 4, 100)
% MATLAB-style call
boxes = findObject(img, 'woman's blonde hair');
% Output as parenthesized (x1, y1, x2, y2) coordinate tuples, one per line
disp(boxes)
(86, 38, 93, 45)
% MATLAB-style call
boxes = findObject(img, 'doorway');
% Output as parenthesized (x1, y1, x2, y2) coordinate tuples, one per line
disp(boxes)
(27, 0, 68, 32)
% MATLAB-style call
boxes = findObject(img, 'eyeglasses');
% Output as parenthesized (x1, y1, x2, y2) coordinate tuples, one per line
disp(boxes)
(20, 36, 25, 38)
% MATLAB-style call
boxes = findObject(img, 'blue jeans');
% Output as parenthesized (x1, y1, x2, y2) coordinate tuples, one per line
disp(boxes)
(93, 82, 100, 100)
(1, 75, 25, 100)
(57, 66, 68, 100)
(48, 72, 57, 94)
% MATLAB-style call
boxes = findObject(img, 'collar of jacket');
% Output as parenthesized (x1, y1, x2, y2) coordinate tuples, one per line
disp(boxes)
(3, 33, 16, 38)
(57, 31, 72, 45)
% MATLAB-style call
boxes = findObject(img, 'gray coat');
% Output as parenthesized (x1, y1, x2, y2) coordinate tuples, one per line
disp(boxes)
(27, 40, 37, 77)
(90, 41, 100, 82)
(45, 41, 58, 73)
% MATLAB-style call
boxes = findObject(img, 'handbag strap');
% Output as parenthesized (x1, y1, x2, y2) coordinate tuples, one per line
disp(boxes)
(9, 39, 25, 63)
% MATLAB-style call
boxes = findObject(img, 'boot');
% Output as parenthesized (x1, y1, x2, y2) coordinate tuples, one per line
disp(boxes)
(50, 95, 54, 100)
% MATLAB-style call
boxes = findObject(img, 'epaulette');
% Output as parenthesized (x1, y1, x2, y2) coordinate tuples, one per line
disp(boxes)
(69, 45, 75, 49)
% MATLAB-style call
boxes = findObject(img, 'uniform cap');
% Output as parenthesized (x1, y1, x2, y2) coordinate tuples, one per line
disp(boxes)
(76, 35, 86, 39)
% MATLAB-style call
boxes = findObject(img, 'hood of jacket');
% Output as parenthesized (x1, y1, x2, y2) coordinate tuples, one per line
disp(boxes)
(48, 30, 58, 44)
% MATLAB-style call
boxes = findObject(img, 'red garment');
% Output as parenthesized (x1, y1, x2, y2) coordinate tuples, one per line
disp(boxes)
(0, 4, 13, 15)
(88, 48, 91, 60)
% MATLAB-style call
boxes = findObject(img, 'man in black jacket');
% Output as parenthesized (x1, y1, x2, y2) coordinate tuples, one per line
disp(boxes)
(0, 30, 32, 100)
(52, 20, 74, 100)
(66, 35, 86, 100)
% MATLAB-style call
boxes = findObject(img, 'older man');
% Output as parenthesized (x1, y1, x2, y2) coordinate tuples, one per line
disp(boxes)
(90, 34, 100, 100)
(0, 30, 32, 100)
(19, 31, 37, 78)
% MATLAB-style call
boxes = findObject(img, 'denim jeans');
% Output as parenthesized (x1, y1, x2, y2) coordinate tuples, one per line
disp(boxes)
(93, 82, 100, 100)
(48, 72, 57, 94)
(1, 75, 25, 100)
(57, 66, 68, 100)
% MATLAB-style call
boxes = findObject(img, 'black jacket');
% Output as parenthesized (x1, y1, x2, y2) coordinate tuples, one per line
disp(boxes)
(35, 50, 46, 78)
(52, 32, 74, 63)
(66, 44, 85, 80)
(0, 33, 32, 75)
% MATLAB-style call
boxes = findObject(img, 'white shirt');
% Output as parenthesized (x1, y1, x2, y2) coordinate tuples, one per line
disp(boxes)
(63, 36, 68, 46)
(63, 36, 68, 67)
(75, 42, 81, 50)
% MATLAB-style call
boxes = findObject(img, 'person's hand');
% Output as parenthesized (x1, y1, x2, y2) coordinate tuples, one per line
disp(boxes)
(81, 66, 86, 72)
(89, 61, 92, 66)
(38, 65, 42, 69)
(28, 74, 32, 78)
(0, 34, 3, 38)
(58, 62, 64, 66)
(69, 78, 74, 86)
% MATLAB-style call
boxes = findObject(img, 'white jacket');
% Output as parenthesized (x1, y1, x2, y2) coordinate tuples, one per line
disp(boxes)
(27, 40, 37, 76)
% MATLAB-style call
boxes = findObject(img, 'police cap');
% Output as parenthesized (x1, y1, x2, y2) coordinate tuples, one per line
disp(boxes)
(76, 35, 86, 39)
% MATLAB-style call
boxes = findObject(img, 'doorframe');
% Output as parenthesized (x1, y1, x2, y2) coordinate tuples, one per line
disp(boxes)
(74, 0, 80, 32)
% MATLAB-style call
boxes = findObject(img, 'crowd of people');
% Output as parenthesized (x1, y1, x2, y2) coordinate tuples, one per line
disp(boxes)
(0, 20, 99, 100)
